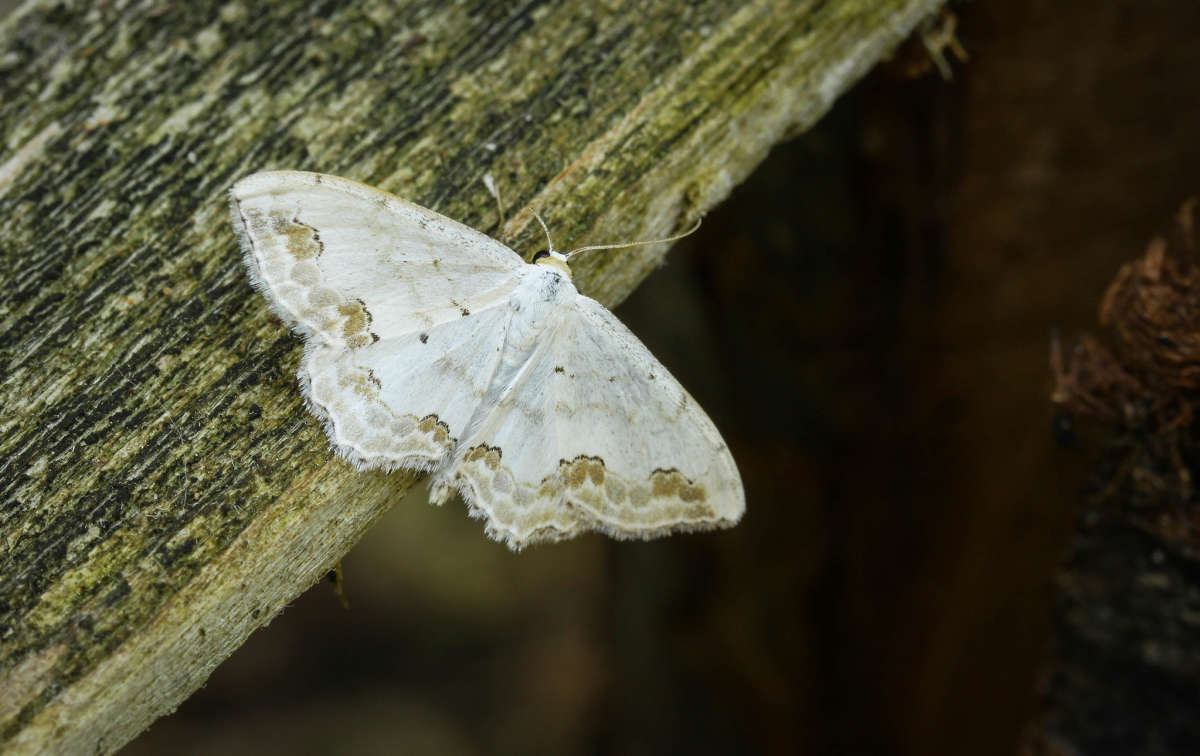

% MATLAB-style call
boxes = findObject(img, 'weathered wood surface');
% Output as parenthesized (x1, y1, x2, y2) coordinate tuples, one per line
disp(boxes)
(0, 0, 944, 752)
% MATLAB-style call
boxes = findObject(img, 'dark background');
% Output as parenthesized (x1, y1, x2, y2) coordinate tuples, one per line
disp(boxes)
(105, 1, 1200, 754)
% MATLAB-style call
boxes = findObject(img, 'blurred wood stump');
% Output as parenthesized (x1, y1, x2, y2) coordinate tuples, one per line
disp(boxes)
(1033, 201, 1200, 753)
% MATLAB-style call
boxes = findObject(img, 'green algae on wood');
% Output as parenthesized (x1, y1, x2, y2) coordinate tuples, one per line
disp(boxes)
(0, 0, 946, 752)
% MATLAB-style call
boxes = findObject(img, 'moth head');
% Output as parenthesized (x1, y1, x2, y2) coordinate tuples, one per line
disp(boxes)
(529, 211, 572, 277)
(532, 248, 572, 277)
(526, 208, 703, 279)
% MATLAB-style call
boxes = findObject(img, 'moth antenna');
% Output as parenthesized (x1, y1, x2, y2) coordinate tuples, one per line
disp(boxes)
(565, 216, 703, 260)
(531, 209, 557, 254)
(482, 173, 507, 238)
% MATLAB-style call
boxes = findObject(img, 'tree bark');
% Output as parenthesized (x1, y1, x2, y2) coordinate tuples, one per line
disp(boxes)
(0, 0, 944, 752)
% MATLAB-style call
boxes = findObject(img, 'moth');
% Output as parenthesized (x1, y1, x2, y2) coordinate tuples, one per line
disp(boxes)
(230, 171, 744, 549)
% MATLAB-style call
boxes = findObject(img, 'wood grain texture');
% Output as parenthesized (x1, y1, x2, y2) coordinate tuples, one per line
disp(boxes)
(0, 0, 944, 752)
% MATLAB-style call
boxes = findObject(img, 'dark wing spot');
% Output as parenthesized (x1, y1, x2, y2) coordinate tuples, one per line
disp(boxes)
(419, 333, 429, 344)
(460, 307, 470, 317)
(554, 366, 564, 374)
(356, 298, 373, 325)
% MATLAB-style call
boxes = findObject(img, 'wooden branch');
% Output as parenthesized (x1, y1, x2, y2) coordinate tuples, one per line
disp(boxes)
(0, 0, 944, 752)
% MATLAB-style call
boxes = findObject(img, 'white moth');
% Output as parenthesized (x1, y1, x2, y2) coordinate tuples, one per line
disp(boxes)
(229, 170, 744, 549)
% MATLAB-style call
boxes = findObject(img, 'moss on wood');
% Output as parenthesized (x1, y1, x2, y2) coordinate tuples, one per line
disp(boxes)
(0, 0, 944, 752)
